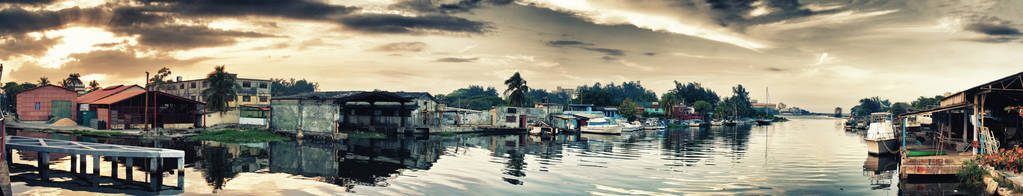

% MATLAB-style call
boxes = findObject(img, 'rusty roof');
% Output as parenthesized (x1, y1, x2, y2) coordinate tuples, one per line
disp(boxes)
(76, 85, 143, 104)
(16, 85, 75, 96)
(90, 90, 145, 105)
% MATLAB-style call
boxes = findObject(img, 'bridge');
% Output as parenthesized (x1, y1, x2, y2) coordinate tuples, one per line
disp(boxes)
(4, 136, 185, 192)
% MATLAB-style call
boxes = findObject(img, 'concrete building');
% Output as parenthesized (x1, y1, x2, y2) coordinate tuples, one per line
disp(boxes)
(270, 91, 439, 135)
(156, 75, 272, 108)
(15, 85, 78, 121)
(490, 106, 549, 129)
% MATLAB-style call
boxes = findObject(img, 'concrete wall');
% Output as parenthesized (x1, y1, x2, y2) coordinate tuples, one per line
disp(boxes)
(240, 117, 267, 126)
(16, 86, 78, 121)
(205, 109, 240, 126)
(442, 111, 490, 125)
(271, 99, 340, 135)
(491, 106, 548, 128)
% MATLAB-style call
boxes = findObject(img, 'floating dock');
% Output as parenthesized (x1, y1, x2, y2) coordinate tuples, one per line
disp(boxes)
(5, 136, 185, 192)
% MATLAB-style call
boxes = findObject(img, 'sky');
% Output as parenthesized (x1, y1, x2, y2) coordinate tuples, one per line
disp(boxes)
(2, 0, 1023, 112)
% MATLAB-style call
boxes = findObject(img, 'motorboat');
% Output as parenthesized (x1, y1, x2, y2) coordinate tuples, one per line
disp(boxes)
(686, 119, 705, 127)
(581, 117, 623, 134)
(865, 112, 898, 155)
(618, 119, 642, 132)
(643, 119, 666, 130)
(711, 120, 724, 126)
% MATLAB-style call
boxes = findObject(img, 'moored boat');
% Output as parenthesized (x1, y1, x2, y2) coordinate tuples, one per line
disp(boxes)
(643, 119, 666, 130)
(865, 112, 898, 155)
(581, 117, 623, 134)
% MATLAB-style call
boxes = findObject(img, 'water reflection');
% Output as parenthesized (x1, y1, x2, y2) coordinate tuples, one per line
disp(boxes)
(6, 119, 975, 195)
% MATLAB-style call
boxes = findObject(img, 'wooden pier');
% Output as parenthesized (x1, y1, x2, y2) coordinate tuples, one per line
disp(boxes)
(4, 136, 185, 192)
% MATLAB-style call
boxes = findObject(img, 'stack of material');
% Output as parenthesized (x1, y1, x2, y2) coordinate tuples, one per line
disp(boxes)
(50, 118, 78, 126)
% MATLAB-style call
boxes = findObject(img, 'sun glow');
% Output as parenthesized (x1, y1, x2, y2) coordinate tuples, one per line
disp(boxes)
(37, 27, 135, 68)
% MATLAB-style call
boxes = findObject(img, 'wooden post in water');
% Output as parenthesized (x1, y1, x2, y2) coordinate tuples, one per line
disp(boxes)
(149, 158, 159, 192)
(70, 154, 77, 174)
(111, 157, 118, 179)
(78, 154, 86, 175)
(37, 152, 48, 182)
(92, 155, 100, 187)
(125, 158, 133, 182)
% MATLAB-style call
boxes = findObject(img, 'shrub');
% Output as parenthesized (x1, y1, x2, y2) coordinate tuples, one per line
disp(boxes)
(980, 145, 1023, 173)
(957, 159, 985, 187)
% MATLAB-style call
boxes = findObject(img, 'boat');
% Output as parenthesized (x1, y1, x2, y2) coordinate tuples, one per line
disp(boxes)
(756, 119, 772, 125)
(723, 120, 737, 126)
(711, 120, 724, 126)
(618, 119, 642, 132)
(581, 117, 623, 134)
(643, 119, 666, 130)
(686, 119, 704, 127)
(865, 112, 899, 155)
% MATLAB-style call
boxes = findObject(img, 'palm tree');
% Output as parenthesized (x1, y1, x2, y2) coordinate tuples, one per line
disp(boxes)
(62, 73, 82, 89)
(202, 65, 237, 112)
(88, 80, 100, 92)
(38, 77, 50, 85)
(503, 72, 529, 107)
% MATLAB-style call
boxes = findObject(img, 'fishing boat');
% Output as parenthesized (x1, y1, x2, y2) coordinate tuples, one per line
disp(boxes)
(581, 117, 623, 134)
(643, 119, 666, 130)
(865, 112, 898, 155)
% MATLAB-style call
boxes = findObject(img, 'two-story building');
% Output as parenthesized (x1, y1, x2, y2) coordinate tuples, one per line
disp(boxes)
(156, 75, 273, 108)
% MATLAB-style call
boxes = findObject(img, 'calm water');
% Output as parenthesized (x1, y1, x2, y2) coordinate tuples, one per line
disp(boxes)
(5, 118, 971, 195)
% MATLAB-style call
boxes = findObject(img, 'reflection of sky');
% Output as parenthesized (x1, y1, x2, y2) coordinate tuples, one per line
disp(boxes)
(10, 118, 907, 195)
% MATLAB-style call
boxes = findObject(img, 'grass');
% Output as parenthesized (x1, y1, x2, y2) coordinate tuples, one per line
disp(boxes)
(341, 131, 388, 139)
(187, 129, 291, 143)
(67, 129, 127, 137)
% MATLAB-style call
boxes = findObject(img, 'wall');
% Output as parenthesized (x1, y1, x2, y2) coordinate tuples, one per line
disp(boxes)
(16, 86, 78, 121)
(157, 78, 273, 107)
(240, 117, 267, 126)
(270, 99, 340, 135)
(491, 106, 548, 128)
(206, 109, 240, 126)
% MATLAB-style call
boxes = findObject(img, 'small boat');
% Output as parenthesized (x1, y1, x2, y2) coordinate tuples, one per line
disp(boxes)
(756, 119, 772, 125)
(581, 117, 623, 134)
(643, 119, 666, 130)
(686, 119, 704, 127)
(723, 120, 738, 126)
(618, 119, 642, 132)
(865, 112, 898, 155)
(711, 120, 724, 126)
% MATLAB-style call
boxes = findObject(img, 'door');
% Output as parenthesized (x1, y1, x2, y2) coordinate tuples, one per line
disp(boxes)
(51, 100, 72, 120)
(519, 115, 526, 128)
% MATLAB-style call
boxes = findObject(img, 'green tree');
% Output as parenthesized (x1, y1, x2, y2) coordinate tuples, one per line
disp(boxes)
(578, 89, 615, 106)
(910, 95, 945, 111)
(618, 98, 639, 121)
(202, 65, 238, 112)
(890, 102, 910, 117)
(150, 67, 173, 88)
(851, 97, 890, 117)
(660, 92, 681, 117)
(38, 77, 49, 86)
(62, 73, 82, 89)
(730, 84, 753, 117)
(667, 81, 720, 106)
(437, 85, 505, 110)
(714, 100, 729, 119)
(692, 100, 713, 120)
(504, 72, 529, 107)
(88, 80, 100, 92)
(576, 81, 657, 106)
(271, 78, 319, 96)
(2, 82, 38, 113)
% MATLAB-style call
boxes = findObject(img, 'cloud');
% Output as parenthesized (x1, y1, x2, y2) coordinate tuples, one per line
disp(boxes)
(338, 14, 490, 34)
(765, 67, 785, 72)
(9, 48, 210, 82)
(434, 57, 479, 63)
(583, 47, 624, 56)
(371, 41, 428, 52)
(546, 40, 592, 47)
(0, 0, 55, 4)
(138, 0, 358, 20)
(0, 36, 59, 60)
(111, 25, 276, 50)
(644, 52, 656, 56)
(390, 0, 515, 14)
(962, 17, 1022, 43)
(0, 7, 65, 35)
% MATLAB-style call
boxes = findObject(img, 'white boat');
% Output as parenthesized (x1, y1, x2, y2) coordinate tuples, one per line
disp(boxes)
(686, 119, 704, 127)
(643, 119, 666, 130)
(865, 112, 898, 155)
(618, 119, 642, 132)
(711, 120, 724, 126)
(581, 118, 623, 134)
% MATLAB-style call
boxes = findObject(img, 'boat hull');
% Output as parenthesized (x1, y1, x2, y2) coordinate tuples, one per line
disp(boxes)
(582, 126, 623, 134)
(865, 139, 899, 155)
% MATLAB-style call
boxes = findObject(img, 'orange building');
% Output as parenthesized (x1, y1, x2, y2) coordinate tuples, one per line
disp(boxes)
(15, 85, 78, 121)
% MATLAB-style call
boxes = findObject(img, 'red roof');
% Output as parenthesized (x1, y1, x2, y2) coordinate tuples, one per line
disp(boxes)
(76, 85, 143, 104)
(16, 85, 75, 96)
(88, 90, 204, 105)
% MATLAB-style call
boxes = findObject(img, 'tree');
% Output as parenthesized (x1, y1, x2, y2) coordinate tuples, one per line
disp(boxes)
(911, 95, 945, 111)
(618, 98, 639, 121)
(576, 81, 657, 106)
(667, 81, 720, 106)
(890, 102, 910, 117)
(202, 65, 238, 112)
(62, 73, 82, 89)
(150, 67, 173, 88)
(578, 89, 615, 106)
(504, 72, 529, 107)
(730, 84, 753, 117)
(38, 77, 49, 85)
(88, 80, 100, 92)
(271, 78, 318, 96)
(692, 100, 713, 120)
(2, 82, 38, 113)
(851, 97, 891, 117)
(436, 85, 505, 111)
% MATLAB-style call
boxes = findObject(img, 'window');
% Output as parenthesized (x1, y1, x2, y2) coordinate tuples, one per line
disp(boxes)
(506, 108, 518, 114)
(202, 82, 208, 88)
(259, 96, 268, 102)
(179, 84, 185, 89)
(242, 82, 251, 88)
(190, 82, 196, 88)
(35, 102, 40, 110)
(242, 96, 251, 102)
(259, 83, 268, 88)
(505, 116, 516, 122)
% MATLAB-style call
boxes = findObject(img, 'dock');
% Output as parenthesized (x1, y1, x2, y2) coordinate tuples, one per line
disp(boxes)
(4, 136, 185, 192)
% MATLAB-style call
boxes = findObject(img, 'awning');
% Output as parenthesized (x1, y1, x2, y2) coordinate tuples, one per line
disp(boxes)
(898, 103, 972, 118)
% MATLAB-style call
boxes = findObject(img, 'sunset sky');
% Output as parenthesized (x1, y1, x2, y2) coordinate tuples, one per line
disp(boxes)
(3, 0, 1023, 112)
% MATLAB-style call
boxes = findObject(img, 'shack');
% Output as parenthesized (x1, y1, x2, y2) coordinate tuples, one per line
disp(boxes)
(440, 106, 489, 126)
(490, 106, 549, 129)
(79, 90, 204, 129)
(270, 91, 439, 135)
(76, 85, 145, 128)
(15, 85, 78, 121)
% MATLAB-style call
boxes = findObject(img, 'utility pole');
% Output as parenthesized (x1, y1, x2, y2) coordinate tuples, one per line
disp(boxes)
(144, 72, 149, 132)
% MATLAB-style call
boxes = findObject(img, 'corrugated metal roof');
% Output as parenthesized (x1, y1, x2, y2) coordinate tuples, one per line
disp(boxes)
(16, 85, 75, 96)
(90, 90, 145, 105)
(76, 85, 143, 104)
(273, 91, 434, 101)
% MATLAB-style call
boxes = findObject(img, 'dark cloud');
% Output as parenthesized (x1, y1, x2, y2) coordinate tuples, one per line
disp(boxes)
(9, 48, 210, 82)
(136, 0, 358, 20)
(583, 47, 624, 56)
(965, 23, 1021, 36)
(644, 52, 656, 56)
(546, 40, 592, 47)
(391, 0, 514, 14)
(0, 0, 55, 4)
(338, 14, 490, 34)
(110, 25, 275, 50)
(0, 36, 59, 60)
(0, 7, 64, 35)
(765, 67, 785, 72)
(601, 56, 618, 61)
(370, 42, 428, 52)
(434, 57, 478, 63)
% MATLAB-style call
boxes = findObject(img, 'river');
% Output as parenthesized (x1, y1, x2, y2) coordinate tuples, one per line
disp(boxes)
(5, 118, 976, 195)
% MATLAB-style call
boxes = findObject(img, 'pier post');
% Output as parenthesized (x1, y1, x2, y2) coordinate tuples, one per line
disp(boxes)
(36, 152, 48, 181)
(111, 157, 118, 179)
(125, 158, 133, 182)
(70, 154, 76, 174)
(176, 157, 184, 190)
(149, 158, 160, 192)
(92, 155, 100, 187)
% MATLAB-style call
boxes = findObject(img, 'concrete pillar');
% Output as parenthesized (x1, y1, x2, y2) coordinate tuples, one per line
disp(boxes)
(400, 102, 407, 128)
(125, 157, 133, 182)
(70, 153, 77, 174)
(149, 158, 160, 192)
(78, 154, 86, 175)
(111, 157, 118, 179)
(37, 152, 48, 181)
(92, 155, 100, 187)
(176, 157, 184, 190)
